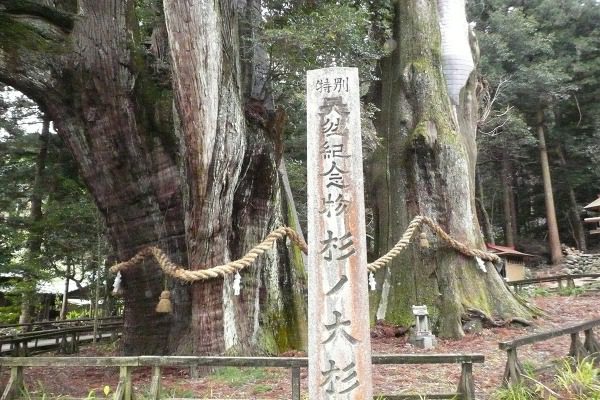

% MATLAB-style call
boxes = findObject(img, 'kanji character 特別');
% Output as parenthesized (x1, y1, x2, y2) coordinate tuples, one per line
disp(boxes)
(316, 78, 332, 93)
(333, 77, 349, 93)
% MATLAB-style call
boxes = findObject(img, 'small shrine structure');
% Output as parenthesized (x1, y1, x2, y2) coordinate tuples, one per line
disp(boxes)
(485, 244, 534, 281)
(584, 195, 600, 235)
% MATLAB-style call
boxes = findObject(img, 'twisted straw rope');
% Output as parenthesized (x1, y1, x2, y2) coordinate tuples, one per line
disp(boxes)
(367, 216, 500, 272)
(110, 216, 500, 282)
(110, 227, 308, 282)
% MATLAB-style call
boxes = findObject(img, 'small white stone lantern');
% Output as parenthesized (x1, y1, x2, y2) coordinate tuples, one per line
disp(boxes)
(410, 305, 437, 349)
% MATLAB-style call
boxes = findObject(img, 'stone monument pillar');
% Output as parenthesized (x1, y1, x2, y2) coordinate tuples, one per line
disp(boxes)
(306, 67, 373, 399)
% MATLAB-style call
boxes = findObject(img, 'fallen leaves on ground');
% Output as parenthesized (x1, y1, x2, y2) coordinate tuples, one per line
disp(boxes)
(1, 293, 599, 399)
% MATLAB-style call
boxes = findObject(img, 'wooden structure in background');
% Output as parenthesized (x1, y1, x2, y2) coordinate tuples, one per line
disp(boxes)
(0, 317, 122, 356)
(508, 273, 600, 292)
(485, 244, 534, 282)
(584, 196, 600, 235)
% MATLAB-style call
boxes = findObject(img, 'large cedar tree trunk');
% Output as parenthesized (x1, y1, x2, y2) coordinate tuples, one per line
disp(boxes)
(368, 0, 531, 338)
(537, 109, 563, 264)
(501, 153, 517, 246)
(475, 171, 494, 245)
(557, 146, 587, 252)
(0, 0, 306, 355)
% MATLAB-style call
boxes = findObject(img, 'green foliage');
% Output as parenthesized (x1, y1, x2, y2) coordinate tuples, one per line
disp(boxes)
(211, 367, 269, 387)
(258, 1, 391, 228)
(555, 357, 600, 399)
(134, 0, 162, 37)
(492, 383, 540, 400)
(66, 309, 89, 320)
(0, 86, 108, 320)
(470, 0, 600, 249)
(0, 304, 20, 323)
(262, 1, 385, 80)
(526, 287, 551, 298)
(252, 383, 273, 394)
(557, 286, 585, 297)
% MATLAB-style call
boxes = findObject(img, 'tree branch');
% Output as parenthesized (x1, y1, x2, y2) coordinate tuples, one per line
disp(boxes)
(1, 0, 75, 32)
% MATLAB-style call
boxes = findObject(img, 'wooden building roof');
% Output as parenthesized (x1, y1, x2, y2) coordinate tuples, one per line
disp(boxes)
(486, 244, 534, 259)
(584, 196, 600, 211)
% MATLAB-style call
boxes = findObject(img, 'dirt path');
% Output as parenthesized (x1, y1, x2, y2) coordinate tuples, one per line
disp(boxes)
(2, 293, 599, 399)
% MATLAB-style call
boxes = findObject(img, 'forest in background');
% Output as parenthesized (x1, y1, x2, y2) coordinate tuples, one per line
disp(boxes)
(0, 0, 598, 355)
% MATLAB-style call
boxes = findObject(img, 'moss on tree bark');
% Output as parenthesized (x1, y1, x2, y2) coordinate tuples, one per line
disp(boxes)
(368, 0, 532, 338)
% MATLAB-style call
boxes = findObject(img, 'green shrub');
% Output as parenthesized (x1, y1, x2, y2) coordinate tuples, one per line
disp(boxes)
(492, 383, 540, 400)
(555, 356, 600, 399)
(0, 305, 20, 324)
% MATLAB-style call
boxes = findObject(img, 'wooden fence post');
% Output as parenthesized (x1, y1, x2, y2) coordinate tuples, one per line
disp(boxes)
(71, 332, 78, 353)
(113, 366, 133, 400)
(149, 365, 161, 400)
(1, 366, 24, 400)
(502, 348, 523, 386)
(189, 363, 199, 379)
(457, 362, 475, 400)
(584, 329, 600, 357)
(569, 332, 586, 360)
(60, 333, 68, 353)
(291, 367, 301, 400)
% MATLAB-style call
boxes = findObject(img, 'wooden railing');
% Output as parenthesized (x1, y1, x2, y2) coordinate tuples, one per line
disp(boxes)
(508, 273, 600, 292)
(0, 321, 122, 357)
(0, 353, 484, 400)
(499, 317, 600, 385)
(0, 316, 122, 331)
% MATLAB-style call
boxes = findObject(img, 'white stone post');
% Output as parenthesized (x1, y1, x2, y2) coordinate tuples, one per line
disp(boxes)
(307, 67, 373, 399)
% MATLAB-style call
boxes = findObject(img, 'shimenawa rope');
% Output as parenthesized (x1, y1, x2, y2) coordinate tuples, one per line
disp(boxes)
(110, 216, 500, 283)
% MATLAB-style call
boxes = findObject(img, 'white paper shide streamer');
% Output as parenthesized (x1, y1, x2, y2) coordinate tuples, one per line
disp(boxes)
(233, 272, 241, 296)
(437, 0, 474, 105)
(369, 271, 377, 291)
(112, 271, 123, 296)
(475, 256, 487, 273)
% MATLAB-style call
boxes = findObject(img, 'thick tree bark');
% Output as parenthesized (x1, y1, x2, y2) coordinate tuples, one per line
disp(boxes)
(537, 109, 562, 264)
(163, 0, 307, 355)
(28, 118, 50, 254)
(0, 0, 306, 355)
(164, 0, 243, 355)
(475, 170, 494, 245)
(59, 263, 70, 320)
(369, 0, 531, 338)
(0, 1, 192, 354)
(19, 118, 50, 326)
(501, 153, 517, 246)
(557, 146, 587, 252)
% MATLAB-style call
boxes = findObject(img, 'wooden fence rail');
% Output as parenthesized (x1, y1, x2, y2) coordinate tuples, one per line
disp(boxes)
(508, 273, 600, 292)
(0, 322, 123, 357)
(498, 317, 600, 385)
(0, 317, 122, 331)
(0, 354, 484, 400)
